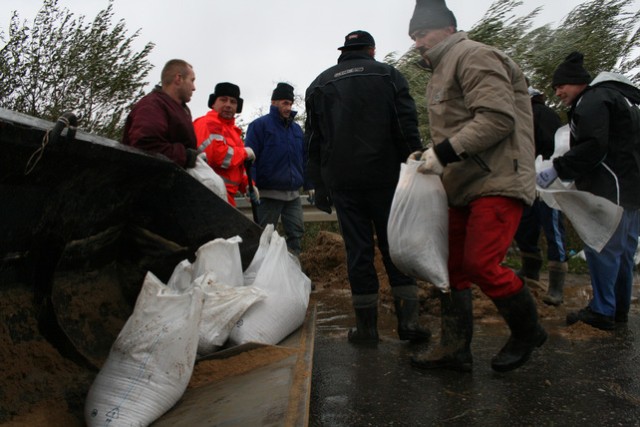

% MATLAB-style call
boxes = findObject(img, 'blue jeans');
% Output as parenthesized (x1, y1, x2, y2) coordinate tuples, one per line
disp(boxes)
(331, 188, 415, 296)
(515, 198, 567, 262)
(585, 209, 640, 317)
(256, 197, 304, 256)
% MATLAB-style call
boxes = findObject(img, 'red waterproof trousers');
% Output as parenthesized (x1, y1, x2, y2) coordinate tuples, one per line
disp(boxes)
(448, 196, 524, 299)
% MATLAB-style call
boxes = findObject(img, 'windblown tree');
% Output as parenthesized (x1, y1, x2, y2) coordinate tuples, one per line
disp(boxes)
(390, 0, 640, 142)
(0, 0, 154, 139)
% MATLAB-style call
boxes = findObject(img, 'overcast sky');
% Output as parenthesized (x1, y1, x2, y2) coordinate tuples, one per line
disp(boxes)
(1, 0, 626, 122)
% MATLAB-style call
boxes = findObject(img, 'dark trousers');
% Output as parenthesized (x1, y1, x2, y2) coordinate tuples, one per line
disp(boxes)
(331, 187, 415, 295)
(514, 198, 567, 262)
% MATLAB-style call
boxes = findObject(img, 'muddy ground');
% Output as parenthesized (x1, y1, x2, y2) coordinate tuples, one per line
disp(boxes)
(0, 230, 633, 425)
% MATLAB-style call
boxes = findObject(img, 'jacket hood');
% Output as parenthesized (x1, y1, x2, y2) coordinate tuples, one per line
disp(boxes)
(590, 71, 640, 104)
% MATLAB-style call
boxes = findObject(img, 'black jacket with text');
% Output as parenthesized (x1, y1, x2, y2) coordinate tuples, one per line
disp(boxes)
(304, 51, 422, 191)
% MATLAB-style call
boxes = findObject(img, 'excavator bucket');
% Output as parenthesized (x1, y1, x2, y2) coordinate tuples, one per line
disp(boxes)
(0, 108, 263, 366)
(0, 108, 316, 426)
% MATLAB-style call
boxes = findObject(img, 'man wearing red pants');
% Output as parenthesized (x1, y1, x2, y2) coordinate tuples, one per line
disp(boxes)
(407, 0, 546, 372)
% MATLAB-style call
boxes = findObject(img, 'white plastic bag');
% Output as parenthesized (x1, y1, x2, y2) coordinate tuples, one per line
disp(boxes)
(195, 273, 266, 355)
(85, 272, 204, 427)
(388, 160, 450, 291)
(192, 236, 244, 287)
(187, 154, 227, 201)
(229, 231, 311, 345)
(536, 125, 624, 252)
(243, 224, 275, 286)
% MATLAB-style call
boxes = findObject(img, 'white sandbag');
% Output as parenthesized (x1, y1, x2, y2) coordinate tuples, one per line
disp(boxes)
(85, 272, 204, 427)
(192, 236, 244, 287)
(388, 160, 450, 291)
(229, 231, 311, 345)
(167, 259, 193, 293)
(243, 224, 275, 286)
(536, 124, 624, 253)
(195, 273, 267, 355)
(187, 154, 228, 201)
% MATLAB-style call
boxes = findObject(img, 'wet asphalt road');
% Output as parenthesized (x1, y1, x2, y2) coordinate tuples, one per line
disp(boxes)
(308, 287, 640, 426)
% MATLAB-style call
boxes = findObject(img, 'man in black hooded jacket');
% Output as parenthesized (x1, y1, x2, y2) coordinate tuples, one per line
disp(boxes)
(305, 30, 427, 345)
(537, 51, 640, 330)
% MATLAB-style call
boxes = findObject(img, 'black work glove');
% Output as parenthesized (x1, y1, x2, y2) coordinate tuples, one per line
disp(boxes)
(313, 187, 332, 214)
(185, 148, 198, 169)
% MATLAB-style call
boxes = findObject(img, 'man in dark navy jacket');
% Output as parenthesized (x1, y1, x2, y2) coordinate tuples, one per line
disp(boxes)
(305, 30, 428, 345)
(245, 83, 310, 256)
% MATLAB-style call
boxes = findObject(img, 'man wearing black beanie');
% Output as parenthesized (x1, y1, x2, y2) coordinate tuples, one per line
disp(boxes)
(406, 0, 546, 374)
(244, 83, 311, 257)
(537, 51, 640, 331)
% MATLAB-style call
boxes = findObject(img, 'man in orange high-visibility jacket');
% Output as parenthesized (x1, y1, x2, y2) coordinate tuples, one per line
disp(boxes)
(193, 82, 256, 206)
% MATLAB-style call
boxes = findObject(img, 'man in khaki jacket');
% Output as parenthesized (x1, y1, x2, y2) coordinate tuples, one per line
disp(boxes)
(407, 0, 546, 373)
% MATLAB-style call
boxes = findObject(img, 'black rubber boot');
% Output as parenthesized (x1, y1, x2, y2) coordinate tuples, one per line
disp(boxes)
(517, 252, 543, 281)
(410, 289, 473, 372)
(491, 286, 547, 372)
(347, 294, 379, 345)
(392, 286, 431, 343)
(543, 261, 567, 306)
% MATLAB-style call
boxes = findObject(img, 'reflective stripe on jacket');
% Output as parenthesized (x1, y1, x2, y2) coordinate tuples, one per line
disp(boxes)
(193, 109, 249, 205)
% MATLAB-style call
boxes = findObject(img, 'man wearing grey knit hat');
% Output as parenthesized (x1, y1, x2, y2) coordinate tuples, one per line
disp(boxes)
(406, 0, 546, 373)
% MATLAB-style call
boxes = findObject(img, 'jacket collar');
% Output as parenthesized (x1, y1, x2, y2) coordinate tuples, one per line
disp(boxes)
(269, 104, 298, 125)
(208, 108, 236, 126)
(424, 31, 468, 71)
(337, 50, 374, 64)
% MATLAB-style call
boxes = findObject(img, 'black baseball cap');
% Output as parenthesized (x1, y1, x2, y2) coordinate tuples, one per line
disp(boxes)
(338, 30, 375, 50)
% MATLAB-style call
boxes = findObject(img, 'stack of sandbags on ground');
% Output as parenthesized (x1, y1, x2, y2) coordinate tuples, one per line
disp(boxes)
(388, 159, 450, 291)
(84, 235, 268, 426)
(191, 236, 266, 355)
(85, 271, 205, 426)
(229, 225, 312, 345)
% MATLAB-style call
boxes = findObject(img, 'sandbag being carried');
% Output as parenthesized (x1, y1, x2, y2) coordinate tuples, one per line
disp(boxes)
(536, 125, 624, 252)
(388, 160, 449, 291)
(229, 230, 311, 345)
(85, 272, 204, 427)
(187, 154, 227, 201)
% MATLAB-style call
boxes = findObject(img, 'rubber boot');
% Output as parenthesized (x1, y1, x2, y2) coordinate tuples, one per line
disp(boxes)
(516, 252, 542, 281)
(543, 261, 567, 306)
(347, 294, 379, 345)
(410, 289, 473, 372)
(392, 285, 431, 343)
(491, 286, 547, 372)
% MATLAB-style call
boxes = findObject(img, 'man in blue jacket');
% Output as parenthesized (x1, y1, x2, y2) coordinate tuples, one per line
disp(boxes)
(305, 30, 429, 345)
(245, 83, 310, 256)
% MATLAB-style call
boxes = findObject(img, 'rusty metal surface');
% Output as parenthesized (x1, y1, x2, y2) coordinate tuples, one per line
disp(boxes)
(153, 305, 316, 427)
